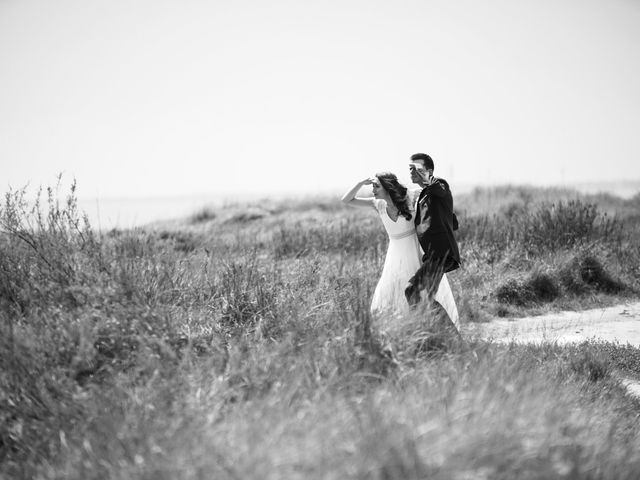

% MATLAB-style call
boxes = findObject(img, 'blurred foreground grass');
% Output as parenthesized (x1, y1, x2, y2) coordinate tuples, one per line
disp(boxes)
(1, 181, 640, 478)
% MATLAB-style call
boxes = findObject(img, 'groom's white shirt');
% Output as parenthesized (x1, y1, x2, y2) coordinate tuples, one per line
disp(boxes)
(409, 187, 423, 217)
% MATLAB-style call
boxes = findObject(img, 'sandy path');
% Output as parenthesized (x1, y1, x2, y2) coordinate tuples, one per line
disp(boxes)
(466, 301, 640, 398)
(467, 301, 640, 347)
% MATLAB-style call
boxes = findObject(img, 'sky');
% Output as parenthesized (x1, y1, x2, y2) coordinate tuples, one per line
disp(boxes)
(1, 0, 640, 200)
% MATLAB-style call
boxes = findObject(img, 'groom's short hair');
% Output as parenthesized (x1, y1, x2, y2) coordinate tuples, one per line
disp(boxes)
(410, 153, 434, 170)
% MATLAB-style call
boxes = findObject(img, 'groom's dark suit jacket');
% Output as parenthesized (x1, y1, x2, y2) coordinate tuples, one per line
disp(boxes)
(414, 177, 460, 273)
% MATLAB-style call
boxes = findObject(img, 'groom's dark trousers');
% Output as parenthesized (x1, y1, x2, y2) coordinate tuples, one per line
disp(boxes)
(405, 244, 448, 306)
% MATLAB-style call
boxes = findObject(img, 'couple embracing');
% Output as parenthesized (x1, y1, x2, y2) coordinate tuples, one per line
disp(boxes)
(341, 153, 460, 332)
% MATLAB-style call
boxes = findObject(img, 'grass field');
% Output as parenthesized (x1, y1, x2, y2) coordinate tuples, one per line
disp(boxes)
(1, 181, 640, 478)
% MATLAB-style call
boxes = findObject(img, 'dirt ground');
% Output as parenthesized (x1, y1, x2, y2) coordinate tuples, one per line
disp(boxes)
(466, 300, 640, 397)
(467, 301, 640, 347)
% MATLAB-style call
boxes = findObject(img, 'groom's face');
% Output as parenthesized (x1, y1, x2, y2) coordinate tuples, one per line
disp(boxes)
(409, 161, 428, 184)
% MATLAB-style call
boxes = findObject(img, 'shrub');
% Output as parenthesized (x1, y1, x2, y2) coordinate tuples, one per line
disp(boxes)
(521, 200, 599, 251)
(224, 208, 269, 223)
(495, 278, 535, 306)
(189, 207, 216, 224)
(158, 229, 200, 253)
(527, 272, 560, 302)
(0, 180, 104, 315)
(216, 259, 280, 336)
(568, 346, 611, 383)
(458, 199, 622, 255)
(579, 255, 624, 293)
(559, 253, 626, 295)
(494, 272, 559, 306)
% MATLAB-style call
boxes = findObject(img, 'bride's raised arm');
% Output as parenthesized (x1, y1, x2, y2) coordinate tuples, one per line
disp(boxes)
(341, 177, 376, 208)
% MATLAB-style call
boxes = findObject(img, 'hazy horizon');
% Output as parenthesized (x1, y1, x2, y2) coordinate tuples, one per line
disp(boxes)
(67, 178, 638, 230)
(4, 172, 639, 230)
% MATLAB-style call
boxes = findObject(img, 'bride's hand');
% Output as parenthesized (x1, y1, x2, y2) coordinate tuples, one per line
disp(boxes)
(361, 177, 375, 185)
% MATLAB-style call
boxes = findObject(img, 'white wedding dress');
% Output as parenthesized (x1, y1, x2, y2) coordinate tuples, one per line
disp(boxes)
(370, 198, 459, 330)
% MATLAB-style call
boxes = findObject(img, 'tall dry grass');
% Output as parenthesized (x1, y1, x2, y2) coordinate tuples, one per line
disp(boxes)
(1, 181, 639, 478)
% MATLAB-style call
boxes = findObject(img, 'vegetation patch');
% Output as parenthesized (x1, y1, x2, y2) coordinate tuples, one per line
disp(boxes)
(558, 253, 627, 295)
(579, 255, 625, 293)
(567, 345, 612, 383)
(494, 272, 560, 306)
(224, 207, 270, 223)
(1, 182, 639, 477)
(158, 229, 200, 253)
(189, 207, 216, 224)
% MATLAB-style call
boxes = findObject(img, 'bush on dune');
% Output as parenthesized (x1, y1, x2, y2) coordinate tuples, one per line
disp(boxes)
(494, 271, 560, 306)
(457, 199, 622, 254)
(0, 181, 105, 314)
(578, 255, 626, 293)
(189, 207, 216, 224)
(494, 253, 628, 308)
(556, 252, 626, 295)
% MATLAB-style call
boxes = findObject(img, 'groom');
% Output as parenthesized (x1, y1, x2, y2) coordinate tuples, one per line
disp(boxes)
(405, 153, 460, 325)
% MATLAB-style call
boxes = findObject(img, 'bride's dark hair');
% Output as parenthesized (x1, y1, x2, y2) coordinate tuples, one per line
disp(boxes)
(376, 172, 412, 221)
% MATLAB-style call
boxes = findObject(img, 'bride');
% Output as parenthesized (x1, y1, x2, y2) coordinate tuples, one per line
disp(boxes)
(341, 173, 459, 329)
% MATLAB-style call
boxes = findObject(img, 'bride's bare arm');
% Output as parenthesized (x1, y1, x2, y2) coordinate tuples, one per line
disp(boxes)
(341, 178, 375, 208)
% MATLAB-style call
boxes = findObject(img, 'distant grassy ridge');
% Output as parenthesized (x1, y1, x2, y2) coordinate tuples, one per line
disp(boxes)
(457, 184, 640, 219)
(1, 182, 639, 478)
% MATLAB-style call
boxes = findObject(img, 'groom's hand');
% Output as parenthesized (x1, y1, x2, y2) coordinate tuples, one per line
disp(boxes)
(410, 164, 429, 183)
